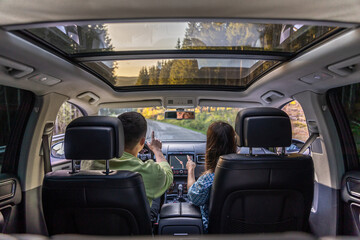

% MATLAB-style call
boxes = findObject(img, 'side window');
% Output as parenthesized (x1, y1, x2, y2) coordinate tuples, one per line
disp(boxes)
(51, 102, 83, 165)
(332, 84, 360, 158)
(0, 85, 32, 171)
(282, 100, 309, 153)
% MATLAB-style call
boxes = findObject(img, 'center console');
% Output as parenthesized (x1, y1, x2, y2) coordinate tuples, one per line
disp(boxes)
(158, 202, 203, 235)
(158, 152, 203, 235)
(166, 153, 193, 203)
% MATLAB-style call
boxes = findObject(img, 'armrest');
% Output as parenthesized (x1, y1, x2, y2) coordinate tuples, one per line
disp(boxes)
(181, 203, 201, 218)
(160, 203, 181, 218)
(160, 202, 201, 219)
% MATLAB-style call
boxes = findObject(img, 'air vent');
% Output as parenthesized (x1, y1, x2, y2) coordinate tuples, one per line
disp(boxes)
(328, 55, 360, 77)
(0, 56, 33, 78)
(197, 155, 205, 164)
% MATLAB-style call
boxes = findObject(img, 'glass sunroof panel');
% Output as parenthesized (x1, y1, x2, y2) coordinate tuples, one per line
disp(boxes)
(27, 21, 338, 55)
(83, 59, 279, 88)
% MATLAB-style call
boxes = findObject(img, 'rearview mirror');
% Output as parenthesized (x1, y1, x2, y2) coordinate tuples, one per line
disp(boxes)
(165, 111, 195, 120)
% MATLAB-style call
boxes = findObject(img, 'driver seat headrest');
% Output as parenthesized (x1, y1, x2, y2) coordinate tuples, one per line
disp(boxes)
(235, 107, 292, 148)
(64, 116, 124, 160)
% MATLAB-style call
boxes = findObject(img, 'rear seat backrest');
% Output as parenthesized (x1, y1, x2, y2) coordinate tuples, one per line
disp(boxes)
(42, 116, 152, 236)
(208, 107, 314, 234)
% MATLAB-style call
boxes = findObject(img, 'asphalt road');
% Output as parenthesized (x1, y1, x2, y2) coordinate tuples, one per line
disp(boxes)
(146, 120, 206, 141)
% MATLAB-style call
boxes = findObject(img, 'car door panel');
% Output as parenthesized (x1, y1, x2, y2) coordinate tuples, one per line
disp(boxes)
(0, 174, 21, 233)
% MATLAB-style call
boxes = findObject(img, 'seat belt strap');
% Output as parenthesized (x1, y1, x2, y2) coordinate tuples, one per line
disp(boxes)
(299, 132, 319, 154)
(42, 122, 54, 174)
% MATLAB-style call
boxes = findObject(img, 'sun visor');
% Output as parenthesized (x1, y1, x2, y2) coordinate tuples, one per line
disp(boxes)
(100, 100, 162, 109)
(198, 99, 261, 108)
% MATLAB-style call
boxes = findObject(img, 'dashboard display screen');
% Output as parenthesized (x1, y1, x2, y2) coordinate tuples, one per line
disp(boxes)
(169, 155, 193, 169)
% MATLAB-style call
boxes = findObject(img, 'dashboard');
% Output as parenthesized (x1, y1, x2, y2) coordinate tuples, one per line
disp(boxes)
(137, 141, 276, 203)
(138, 141, 207, 201)
(163, 142, 206, 200)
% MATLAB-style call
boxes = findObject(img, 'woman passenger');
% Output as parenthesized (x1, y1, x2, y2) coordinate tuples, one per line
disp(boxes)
(186, 121, 237, 233)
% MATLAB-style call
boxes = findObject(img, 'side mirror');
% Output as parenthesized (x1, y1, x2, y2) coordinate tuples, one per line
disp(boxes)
(51, 141, 66, 159)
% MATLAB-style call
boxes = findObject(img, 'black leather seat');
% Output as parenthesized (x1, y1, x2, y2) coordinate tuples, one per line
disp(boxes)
(208, 107, 314, 234)
(42, 116, 152, 236)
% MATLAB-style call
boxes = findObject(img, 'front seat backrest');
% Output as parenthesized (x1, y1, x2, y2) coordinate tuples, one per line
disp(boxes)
(42, 116, 152, 236)
(208, 107, 314, 234)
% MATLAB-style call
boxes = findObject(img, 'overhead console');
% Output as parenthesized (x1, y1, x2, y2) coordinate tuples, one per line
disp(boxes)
(164, 97, 196, 108)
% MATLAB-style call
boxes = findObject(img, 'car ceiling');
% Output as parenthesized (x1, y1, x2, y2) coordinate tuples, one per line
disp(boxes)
(1, 0, 360, 26)
(1, 0, 360, 114)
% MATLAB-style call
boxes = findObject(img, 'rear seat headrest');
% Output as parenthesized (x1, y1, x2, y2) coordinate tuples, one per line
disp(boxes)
(64, 116, 124, 160)
(235, 107, 292, 148)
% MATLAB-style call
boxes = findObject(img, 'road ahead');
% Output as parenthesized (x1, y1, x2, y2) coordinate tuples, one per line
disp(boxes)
(146, 120, 206, 141)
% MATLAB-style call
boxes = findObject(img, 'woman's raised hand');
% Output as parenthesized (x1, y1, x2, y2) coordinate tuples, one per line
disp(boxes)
(186, 155, 196, 171)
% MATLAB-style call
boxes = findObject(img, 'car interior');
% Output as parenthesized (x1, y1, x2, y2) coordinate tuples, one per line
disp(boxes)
(2, 0, 360, 239)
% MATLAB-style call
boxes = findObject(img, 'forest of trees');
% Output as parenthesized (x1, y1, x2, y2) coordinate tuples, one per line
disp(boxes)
(132, 23, 334, 87)
(53, 102, 83, 136)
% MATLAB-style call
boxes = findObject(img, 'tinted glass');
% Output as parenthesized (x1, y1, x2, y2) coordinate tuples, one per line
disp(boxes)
(84, 58, 279, 87)
(27, 21, 338, 54)
(0, 85, 26, 169)
(335, 83, 360, 157)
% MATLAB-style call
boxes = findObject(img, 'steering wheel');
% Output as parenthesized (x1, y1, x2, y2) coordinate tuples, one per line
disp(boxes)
(138, 143, 154, 162)
(144, 143, 155, 160)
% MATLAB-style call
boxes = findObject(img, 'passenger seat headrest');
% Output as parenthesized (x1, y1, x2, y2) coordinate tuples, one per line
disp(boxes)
(235, 107, 292, 148)
(64, 116, 124, 160)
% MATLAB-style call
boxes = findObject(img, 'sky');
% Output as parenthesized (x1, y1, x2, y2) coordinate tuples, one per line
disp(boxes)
(106, 22, 188, 77)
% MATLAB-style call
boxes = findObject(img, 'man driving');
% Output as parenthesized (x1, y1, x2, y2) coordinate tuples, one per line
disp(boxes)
(81, 112, 173, 218)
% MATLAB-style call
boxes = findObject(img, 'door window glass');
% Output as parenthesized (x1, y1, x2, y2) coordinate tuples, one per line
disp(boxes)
(282, 100, 309, 153)
(0, 85, 27, 170)
(334, 84, 360, 157)
(51, 102, 83, 165)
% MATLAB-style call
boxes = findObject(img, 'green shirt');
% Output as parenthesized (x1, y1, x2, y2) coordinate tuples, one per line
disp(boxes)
(81, 152, 173, 206)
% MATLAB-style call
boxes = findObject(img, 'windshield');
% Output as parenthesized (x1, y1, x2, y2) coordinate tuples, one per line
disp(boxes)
(98, 107, 241, 141)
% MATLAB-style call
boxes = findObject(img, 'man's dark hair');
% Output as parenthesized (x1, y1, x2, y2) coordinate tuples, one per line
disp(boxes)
(118, 112, 147, 149)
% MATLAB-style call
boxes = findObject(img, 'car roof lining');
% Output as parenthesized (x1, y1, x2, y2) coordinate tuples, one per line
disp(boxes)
(0, 17, 360, 113)
(1, 0, 360, 26)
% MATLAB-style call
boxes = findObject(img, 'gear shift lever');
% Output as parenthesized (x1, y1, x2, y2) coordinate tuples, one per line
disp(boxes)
(176, 184, 186, 202)
(177, 184, 183, 199)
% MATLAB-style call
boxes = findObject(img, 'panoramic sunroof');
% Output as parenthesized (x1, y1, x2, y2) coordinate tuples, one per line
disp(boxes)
(27, 21, 338, 54)
(23, 21, 340, 90)
(83, 59, 279, 87)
